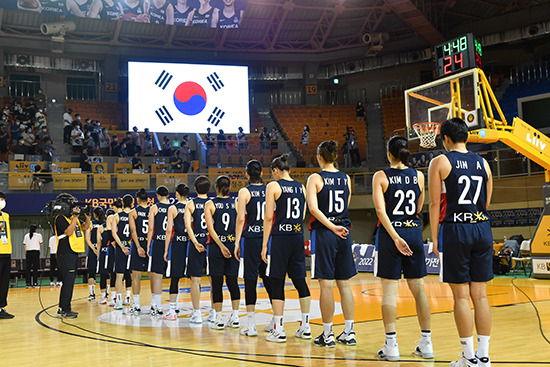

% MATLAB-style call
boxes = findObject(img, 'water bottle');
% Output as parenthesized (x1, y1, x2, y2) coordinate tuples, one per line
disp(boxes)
(123, 169, 127, 174)
(13, 167, 17, 173)
(503, 235, 507, 243)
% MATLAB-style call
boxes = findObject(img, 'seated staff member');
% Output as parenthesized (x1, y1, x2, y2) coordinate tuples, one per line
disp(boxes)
(235, 160, 273, 337)
(261, 154, 311, 343)
(106, 203, 121, 306)
(163, 183, 190, 320)
(0, 193, 14, 319)
(128, 188, 150, 314)
(54, 193, 91, 318)
(307, 141, 356, 348)
(111, 194, 134, 310)
(93, 207, 111, 305)
(147, 186, 170, 315)
(85, 212, 101, 301)
(184, 176, 212, 324)
(205, 176, 240, 330)
(372, 136, 432, 362)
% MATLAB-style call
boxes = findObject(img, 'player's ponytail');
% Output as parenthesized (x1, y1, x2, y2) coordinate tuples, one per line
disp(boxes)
(215, 175, 231, 197)
(136, 187, 148, 203)
(271, 153, 290, 172)
(156, 185, 169, 197)
(93, 206, 106, 223)
(122, 194, 134, 208)
(176, 183, 190, 198)
(317, 140, 338, 163)
(246, 159, 263, 184)
(29, 224, 37, 239)
(387, 135, 410, 165)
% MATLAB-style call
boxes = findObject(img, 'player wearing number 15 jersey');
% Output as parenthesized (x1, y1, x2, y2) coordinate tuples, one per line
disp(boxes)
(373, 136, 432, 362)
(128, 188, 150, 314)
(307, 141, 355, 348)
(429, 118, 493, 367)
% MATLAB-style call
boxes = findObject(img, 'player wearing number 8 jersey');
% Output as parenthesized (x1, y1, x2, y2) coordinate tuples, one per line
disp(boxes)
(147, 186, 170, 315)
(184, 176, 212, 324)
(111, 194, 134, 310)
(128, 188, 150, 314)
(307, 141, 356, 348)
(262, 154, 311, 343)
(372, 136, 432, 361)
(429, 118, 493, 367)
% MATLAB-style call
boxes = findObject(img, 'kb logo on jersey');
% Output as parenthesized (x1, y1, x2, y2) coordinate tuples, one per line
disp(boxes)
(453, 211, 488, 223)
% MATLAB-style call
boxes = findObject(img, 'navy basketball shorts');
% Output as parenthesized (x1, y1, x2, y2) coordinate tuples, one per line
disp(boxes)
(115, 245, 131, 274)
(97, 247, 109, 275)
(266, 234, 306, 280)
(209, 241, 239, 277)
(311, 227, 357, 280)
(240, 237, 267, 280)
(439, 221, 494, 283)
(86, 247, 98, 279)
(106, 245, 116, 272)
(130, 239, 148, 272)
(186, 237, 209, 277)
(166, 239, 188, 278)
(148, 239, 166, 275)
(374, 225, 427, 280)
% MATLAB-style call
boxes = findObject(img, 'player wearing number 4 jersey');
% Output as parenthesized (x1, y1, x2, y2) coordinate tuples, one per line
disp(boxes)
(429, 118, 493, 367)
(111, 195, 134, 310)
(372, 136, 432, 361)
(307, 141, 356, 348)
(147, 186, 170, 315)
(128, 188, 150, 314)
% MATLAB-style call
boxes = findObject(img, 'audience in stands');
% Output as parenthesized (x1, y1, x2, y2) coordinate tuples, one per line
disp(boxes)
(131, 151, 143, 171)
(259, 127, 268, 151)
(63, 108, 73, 144)
(217, 129, 228, 153)
(41, 138, 54, 162)
(10, 120, 21, 145)
(301, 125, 309, 145)
(131, 126, 142, 154)
(237, 127, 247, 152)
(122, 132, 136, 156)
(99, 128, 111, 156)
(269, 127, 278, 152)
(22, 126, 36, 155)
(35, 89, 47, 110)
(169, 149, 183, 173)
(181, 141, 191, 173)
(161, 136, 172, 157)
(13, 139, 26, 155)
(71, 124, 84, 155)
(110, 135, 121, 157)
(80, 147, 92, 173)
(143, 133, 155, 156)
(0, 123, 8, 162)
(356, 101, 365, 121)
(83, 131, 95, 153)
(205, 127, 215, 149)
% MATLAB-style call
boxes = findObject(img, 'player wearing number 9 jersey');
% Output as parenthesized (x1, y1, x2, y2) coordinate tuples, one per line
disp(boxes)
(111, 194, 134, 310)
(262, 154, 311, 343)
(184, 176, 211, 324)
(205, 176, 241, 329)
(373, 136, 432, 362)
(307, 141, 355, 348)
(428, 118, 493, 367)
(147, 186, 170, 315)
(128, 188, 150, 314)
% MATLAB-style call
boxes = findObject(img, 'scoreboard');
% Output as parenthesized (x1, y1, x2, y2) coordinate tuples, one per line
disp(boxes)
(434, 33, 482, 78)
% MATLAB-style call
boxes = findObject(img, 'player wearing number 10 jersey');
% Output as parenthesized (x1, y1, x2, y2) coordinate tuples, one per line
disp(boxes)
(373, 136, 432, 362)
(128, 188, 150, 314)
(429, 118, 493, 367)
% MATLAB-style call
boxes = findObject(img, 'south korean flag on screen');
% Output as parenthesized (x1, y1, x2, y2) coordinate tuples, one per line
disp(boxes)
(128, 62, 250, 134)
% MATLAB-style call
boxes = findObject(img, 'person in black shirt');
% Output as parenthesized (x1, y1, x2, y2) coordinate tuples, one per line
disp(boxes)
(169, 149, 182, 173)
(122, 132, 136, 157)
(54, 194, 91, 318)
(13, 139, 27, 155)
(80, 147, 92, 172)
(110, 135, 121, 157)
(131, 151, 143, 171)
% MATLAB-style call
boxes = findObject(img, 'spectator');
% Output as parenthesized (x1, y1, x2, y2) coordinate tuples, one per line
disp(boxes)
(10, 120, 21, 145)
(34, 164, 53, 193)
(227, 134, 234, 150)
(259, 127, 268, 151)
(131, 151, 143, 171)
(217, 129, 228, 153)
(122, 132, 136, 157)
(34, 108, 47, 130)
(99, 128, 111, 156)
(83, 131, 95, 154)
(205, 127, 215, 149)
(110, 135, 121, 157)
(269, 127, 278, 152)
(349, 129, 361, 167)
(13, 139, 26, 155)
(169, 149, 182, 173)
(356, 101, 365, 121)
(24, 224, 42, 288)
(73, 113, 82, 128)
(301, 125, 309, 145)
(71, 124, 84, 155)
(80, 147, 92, 172)
(35, 89, 47, 110)
(120, 143, 128, 158)
(182, 134, 190, 146)
(48, 235, 62, 287)
(161, 136, 172, 157)
(143, 133, 155, 156)
(181, 141, 191, 173)
(41, 138, 55, 162)
(21, 126, 36, 155)
(38, 126, 50, 145)
(237, 127, 247, 152)
(418, 154, 427, 168)
(131, 126, 142, 154)
(0, 123, 8, 162)
(90, 121, 100, 150)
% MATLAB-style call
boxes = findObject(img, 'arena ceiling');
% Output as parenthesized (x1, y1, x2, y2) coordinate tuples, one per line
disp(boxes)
(0, 0, 549, 61)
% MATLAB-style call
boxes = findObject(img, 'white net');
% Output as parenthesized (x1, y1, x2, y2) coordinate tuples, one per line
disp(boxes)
(412, 122, 440, 149)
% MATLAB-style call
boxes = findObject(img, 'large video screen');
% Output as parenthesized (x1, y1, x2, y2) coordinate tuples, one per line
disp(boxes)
(6, 0, 248, 28)
(128, 61, 249, 134)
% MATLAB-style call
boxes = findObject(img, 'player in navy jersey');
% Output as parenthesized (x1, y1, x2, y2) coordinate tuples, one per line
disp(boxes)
(262, 154, 311, 343)
(146, 186, 170, 315)
(119, 0, 149, 22)
(67, 0, 94, 17)
(85, 211, 101, 302)
(429, 118, 493, 367)
(184, 176, 212, 323)
(189, 0, 218, 27)
(162, 183, 190, 319)
(93, 207, 110, 304)
(128, 188, 149, 314)
(173, 0, 194, 26)
(218, 0, 243, 28)
(373, 136, 432, 361)
(39, 0, 67, 15)
(234, 160, 273, 336)
(111, 194, 134, 310)
(106, 202, 121, 306)
(306, 141, 356, 348)
(205, 176, 241, 329)
(148, 0, 174, 24)
(88, 0, 122, 19)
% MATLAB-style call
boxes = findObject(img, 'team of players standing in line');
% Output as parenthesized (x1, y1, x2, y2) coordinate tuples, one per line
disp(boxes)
(83, 118, 492, 367)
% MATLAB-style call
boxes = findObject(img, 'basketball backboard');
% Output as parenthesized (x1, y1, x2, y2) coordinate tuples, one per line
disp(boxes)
(404, 68, 483, 143)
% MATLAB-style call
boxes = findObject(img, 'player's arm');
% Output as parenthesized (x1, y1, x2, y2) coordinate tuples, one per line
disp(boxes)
(97, 226, 103, 253)
(111, 214, 128, 254)
(85, 225, 93, 249)
(417, 170, 425, 213)
(372, 171, 412, 256)
(185, 9, 194, 26)
(347, 174, 352, 205)
(261, 182, 279, 263)
(185, 201, 204, 252)
(166, 3, 174, 25)
(234, 188, 249, 260)
(67, 0, 86, 17)
(205, 201, 230, 258)
(88, 0, 102, 18)
(428, 157, 444, 257)
(164, 205, 176, 261)
(302, 183, 307, 220)
(306, 173, 348, 239)
(146, 204, 157, 255)
(211, 7, 219, 28)
(483, 158, 493, 208)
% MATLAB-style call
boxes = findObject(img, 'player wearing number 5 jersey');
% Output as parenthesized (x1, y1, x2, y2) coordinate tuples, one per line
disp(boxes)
(185, 176, 212, 324)
(147, 186, 170, 315)
(234, 160, 273, 337)
(372, 136, 432, 361)
(307, 141, 356, 348)
(429, 118, 493, 367)
(111, 194, 134, 310)
(128, 188, 150, 314)
(262, 154, 311, 343)
(205, 176, 241, 329)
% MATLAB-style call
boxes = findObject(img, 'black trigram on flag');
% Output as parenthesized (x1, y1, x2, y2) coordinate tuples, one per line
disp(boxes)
(155, 106, 173, 126)
(155, 70, 173, 90)
(208, 107, 225, 126)
(207, 72, 224, 92)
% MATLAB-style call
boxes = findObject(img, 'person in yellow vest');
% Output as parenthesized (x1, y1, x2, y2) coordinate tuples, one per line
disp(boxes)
(0, 192, 14, 319)
(54, 193, 91, 318)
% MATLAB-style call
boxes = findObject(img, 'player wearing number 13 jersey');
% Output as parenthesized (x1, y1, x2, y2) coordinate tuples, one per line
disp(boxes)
(307, 141, 356, 348)
(429, 118, 493, 367)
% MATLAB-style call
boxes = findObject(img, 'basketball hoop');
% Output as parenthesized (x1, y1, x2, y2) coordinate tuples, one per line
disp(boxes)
(412, 122, 440, 149)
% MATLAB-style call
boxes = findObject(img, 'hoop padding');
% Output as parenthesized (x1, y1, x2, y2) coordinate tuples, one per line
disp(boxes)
(412, 122, 440, 149)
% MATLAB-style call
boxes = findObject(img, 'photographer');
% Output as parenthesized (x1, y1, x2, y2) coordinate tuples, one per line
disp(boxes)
(53, 194, 91, 318)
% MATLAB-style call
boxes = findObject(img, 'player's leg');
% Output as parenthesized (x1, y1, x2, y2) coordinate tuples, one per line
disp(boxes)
(225, 242, 241, 328)
(87, 264, 96, 301)
(131, 270, 142, 311)
(407, 278, 433, 359)
(210, 275, 224, 329)
(449, 282, 476, 362)
(266, 276, 286, 343)
(471, 281, 491, 365)
(287, 235, 311, 339)
(123, 270, 132, 305)
(189, 276, 202, 322)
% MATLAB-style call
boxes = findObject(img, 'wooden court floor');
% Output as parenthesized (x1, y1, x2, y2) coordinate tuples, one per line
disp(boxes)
(2, 274, 550, 367)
